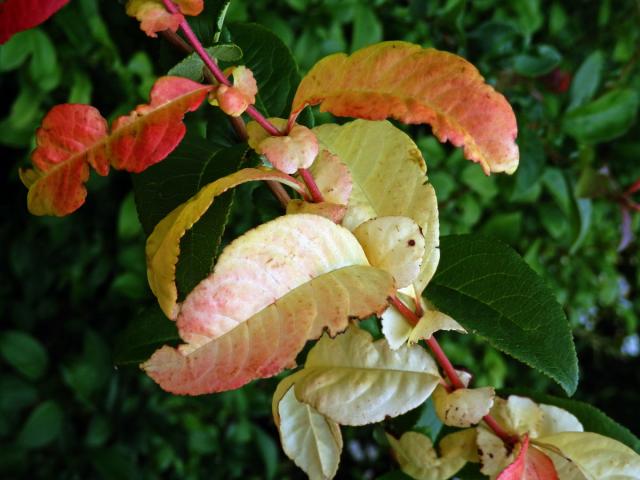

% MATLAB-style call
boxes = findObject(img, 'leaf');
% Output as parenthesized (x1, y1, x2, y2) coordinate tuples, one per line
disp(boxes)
(134, 138, 247, 298)
(425, 235, 579, 395)
(563, 89, 639, 144)
(17, 401, 63, 449)
(387, 430, 476, 480)
(293, 326, 440, 426)
(211, 66, 258, 117)
(126, 0, 183, 38)
(275, 384, 342, 480)
(226, 23, 301, 117)
(286, 200, 347, 223)
(353, 216, 425, 288)
(512, 45, 562, 77)
(497, 435, 559, 480)
(293, 42, 519, 174)
(146, 167, 306, 318)
(502, 390, 640, 453)
(143, 214, 395, 394)
(535, 432, 640, 479)
(408, 308, 466, 344)
(114, 306, 180, 365)
(432, 386, 495, 428)
(314, 120, 439, 295)
(256, 124, 319, 174)
(21, 77, 212, 216)
(168, 45, 243, 81)
(0, 0, 69, 44)
(307, 150, 352, 206)
(568, 50, 604, 110)
(0, 330, 48, 380)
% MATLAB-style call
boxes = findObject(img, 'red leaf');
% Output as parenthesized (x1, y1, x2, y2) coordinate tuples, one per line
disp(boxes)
(0, 0, 69, 44)
(21, 77, 211, 216)
(497, 435, 559, 480)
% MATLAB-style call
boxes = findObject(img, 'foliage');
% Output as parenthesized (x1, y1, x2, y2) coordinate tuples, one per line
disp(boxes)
(1, 0, 639, 478)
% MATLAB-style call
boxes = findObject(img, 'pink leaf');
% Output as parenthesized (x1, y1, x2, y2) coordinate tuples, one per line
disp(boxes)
(0, 0, 69, 44)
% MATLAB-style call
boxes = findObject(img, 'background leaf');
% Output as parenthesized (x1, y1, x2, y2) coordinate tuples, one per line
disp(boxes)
(425, 235, 579, 395)
(0, 330, 48, 380)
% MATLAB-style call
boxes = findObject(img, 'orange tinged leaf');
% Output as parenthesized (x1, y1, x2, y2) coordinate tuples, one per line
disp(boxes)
(0, 0, 69, 44)
(210, 66, 258, 117)
(21, 77, 211, 216)
(258, 125, 319, 174)
(126, 0, 182, 38)
(293, 42, 519, 174)
(497, 436, 559, 480)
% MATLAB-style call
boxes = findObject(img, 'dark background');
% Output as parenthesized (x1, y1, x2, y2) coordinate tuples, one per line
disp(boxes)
(1, 0, 638, 478)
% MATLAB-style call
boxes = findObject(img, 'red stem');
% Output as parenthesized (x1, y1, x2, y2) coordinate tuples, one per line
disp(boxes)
(626, 178, 640, 195)
(388, 295, 516, 445)
(299, 168, 325, 203)
(162, 0, 282, 137)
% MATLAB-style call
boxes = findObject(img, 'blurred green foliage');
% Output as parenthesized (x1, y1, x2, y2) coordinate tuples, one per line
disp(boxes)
(1, 0, 639, 478)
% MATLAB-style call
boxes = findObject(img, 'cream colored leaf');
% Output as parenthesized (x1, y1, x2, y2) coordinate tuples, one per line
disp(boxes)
(286, 199, 347, 223)
(408, 309, 466, 344)
(477, 427, 514, 477)
(381, 289, 417, 350)
(432, 385, 495, 428)
(314, 120, 439, 295)
(143, 215, 395, 395)
(307, 150, 353, 205)
(535, 432, 640, 480)
(440, 429, 479, 463)
(353, 216, 425, 288)
(277, 386, 342, 480)
(538, 404, 583, 437)
(294, 326, 440, 426)
(146, 168, 307, 318)
(490, 396, 544, 437)
(386, 430, 470, 480)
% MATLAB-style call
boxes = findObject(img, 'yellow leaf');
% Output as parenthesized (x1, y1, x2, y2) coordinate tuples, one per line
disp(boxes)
(146, 168, 306, 319)
(535, 432, 640, 480)
(276, 385, 342, 480)
(387, 430, 473, 480)
(408, 309, 466, 344)
(432, 385, 495, 428)
(353, 216, 425, 288)
(143, 215, 395, 394)
(294, 41, 519, 175)
(314, 119, 439, 295)
(246, 118, 288, 150)
(293, 326, 440, 426)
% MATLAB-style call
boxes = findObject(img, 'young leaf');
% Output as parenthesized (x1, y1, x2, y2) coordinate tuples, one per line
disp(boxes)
(0, 0, 69, 44)
(168, 45, 243, 82)
(293, 42, 519, 174)
(497, 435, 559, 480)
(307, 150, 352, 206)
(126, 0, 203, 38)
(143, 214, 395, 394)
(293, 326, 441, 426)
(210, 66, 258, 117)
(256, 124, 318, 174)
(286, 200, 347, 223)
(21, 77, 212, 216)
(535, 432, 640, 479)
(408, 308, 466, 344)
(425, 235, 579, 395)
(432, 386, 495, 428)
(314, 119, 439, 295)
(353, 216, 425, 289)
(386, 430, 477, 480)
(276, 386, 342, 480)
(146, 167, 307, 318)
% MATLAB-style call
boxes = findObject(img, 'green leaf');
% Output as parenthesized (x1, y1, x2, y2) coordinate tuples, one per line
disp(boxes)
(0, 330, 48, 380)
(563, 89, 639, 144)
(502, 390, 640, 453)
(226, 23, 301, 117)
(0, 30, 34, 72)
(512, 45, 562, 77)
(114, 306, 180, 365)
(133, 134, 247, 297)
(351, 5, 383, 51)
(512, 127, 545, 201)
(28, 29, 60, 92)
(568, 50, 604, 110)
(425, 235, 579, 395)
(17, 401, 63, 449)
(167, 44, 243, 82)
(0, 375, 38, 413)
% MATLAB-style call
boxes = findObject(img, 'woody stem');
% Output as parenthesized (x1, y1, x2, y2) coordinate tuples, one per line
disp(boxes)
(388, 295, 517, 445)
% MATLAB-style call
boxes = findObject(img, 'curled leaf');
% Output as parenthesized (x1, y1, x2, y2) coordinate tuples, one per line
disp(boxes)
(286, 199, 347, 223)
(535, 432, 640, 480)
(143, 214, 395, 394)
(293, 326, 440, 426)
(146, 168, 307, 319)
(497, 435, 559, 480)
(21, 77, 212, 216)
(211, 66, 258, 117)
(408, 309, 466, 344)
(294, 42, 519, 174)
(274, 383, 342, 480)
(246, 117, 288, 149)
(307, 150, 353, 205)
(387, 430, 476, 480)
(126, 0, 203, 38)
(314, 120, 439, 295)
(353, 216, 425, 288)
(432, 385, 495, 428)
(257, 124, 319, 174)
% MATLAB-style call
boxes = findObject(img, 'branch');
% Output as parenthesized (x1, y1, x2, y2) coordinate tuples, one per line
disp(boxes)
(388, 295, 517, 445)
